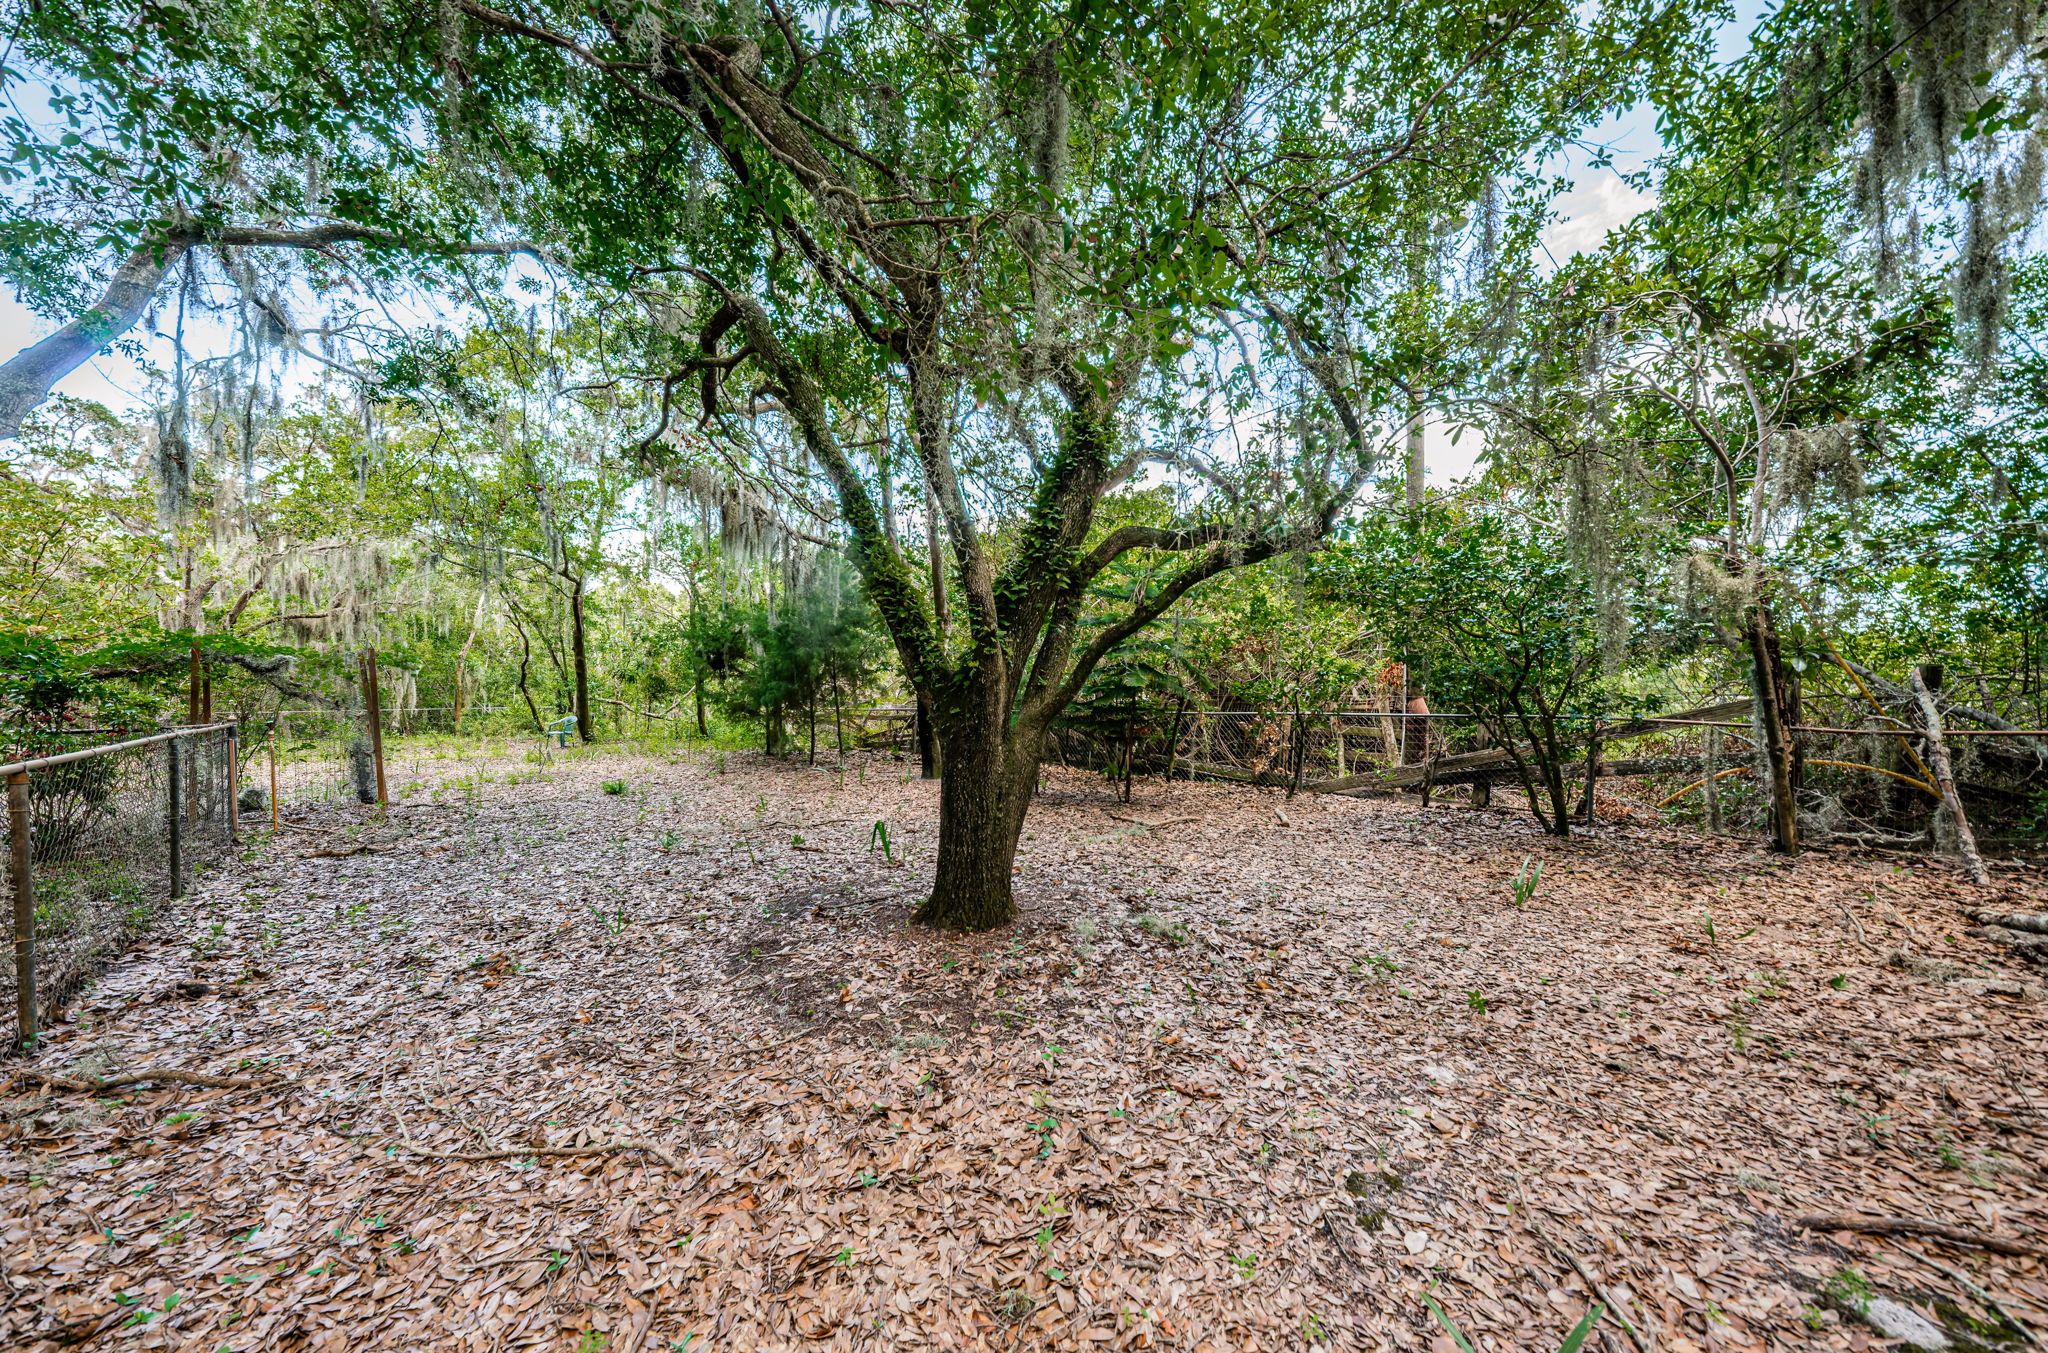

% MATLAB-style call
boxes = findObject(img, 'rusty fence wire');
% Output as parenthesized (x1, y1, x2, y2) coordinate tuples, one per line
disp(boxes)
(5, 724, 239, 1052)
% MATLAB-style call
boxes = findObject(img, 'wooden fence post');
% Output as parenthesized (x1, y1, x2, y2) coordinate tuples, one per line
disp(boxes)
(9, 770, 34, 1053)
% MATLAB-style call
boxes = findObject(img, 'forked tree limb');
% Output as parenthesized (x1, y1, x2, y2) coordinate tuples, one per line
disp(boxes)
(1794, 1213, 2047, 1259)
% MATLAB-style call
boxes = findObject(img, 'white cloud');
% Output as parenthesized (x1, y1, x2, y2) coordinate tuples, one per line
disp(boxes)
(1543, 168, 1658, 265)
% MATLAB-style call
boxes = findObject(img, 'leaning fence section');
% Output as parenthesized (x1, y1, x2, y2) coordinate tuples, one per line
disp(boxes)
(5, 724, 239, 1053)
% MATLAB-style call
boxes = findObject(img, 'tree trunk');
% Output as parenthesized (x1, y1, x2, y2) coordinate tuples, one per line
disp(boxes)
(1703, 725, 1722, 834)
(915, 692, 940, 778)
(1579, 721, 1600, 824)
(510, 614, 543, 731)
(1747, 604, 1800, 854)
(1404, 398, 1425, 510)
(1911, 664, 1989, 885)
(569, 574, 592, 743)
(453, 584, 489, 730)
(914, 699, 1038, 932)
(694, 677, 708, 736)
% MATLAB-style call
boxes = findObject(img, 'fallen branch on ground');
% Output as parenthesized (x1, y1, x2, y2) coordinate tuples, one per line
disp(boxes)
(17, 1068, 279, 1093)
(1104, 811, 1199, 830)
(385, 1136, 684, 1172)
(1974, 910, 2048, 935)
(1793, 1213, 2048, 1258)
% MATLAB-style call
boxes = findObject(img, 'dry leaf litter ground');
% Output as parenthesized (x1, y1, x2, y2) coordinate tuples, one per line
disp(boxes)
(4, 747, 2046, 1353)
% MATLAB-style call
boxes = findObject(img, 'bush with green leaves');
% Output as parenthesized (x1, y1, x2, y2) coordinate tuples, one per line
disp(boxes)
(1315, 506, 1656, 836)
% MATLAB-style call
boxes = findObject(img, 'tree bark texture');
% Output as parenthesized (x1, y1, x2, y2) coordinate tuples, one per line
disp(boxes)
(1748, 604, 1800, 854)
(569, 575, 592, 744)
(1911, 664, 1989, 885)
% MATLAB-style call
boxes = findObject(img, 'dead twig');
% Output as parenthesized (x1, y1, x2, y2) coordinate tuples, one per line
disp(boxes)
(1833, 900, 1870, 948)
(384, 1135, 684, 1172)
(1103, 811, 1199, 831)
(1517, 1186, 1655, 1353)
(300, 844, 383, 858)
(1793, 1212, 2047, 1259)
(1910, 1252, 2042, 1349)
(15, 1067, 279, 1093)
(1903, 1025, 1988, 1042)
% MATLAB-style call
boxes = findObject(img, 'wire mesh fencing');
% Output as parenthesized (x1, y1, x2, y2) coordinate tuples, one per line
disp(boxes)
(270, 706, 384, 808)
(1050, 707, 1450, 788)
(6, 724, 239, 1051)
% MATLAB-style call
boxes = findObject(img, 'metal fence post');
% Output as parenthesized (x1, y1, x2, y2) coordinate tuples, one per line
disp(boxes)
(167, 736, 184, 900)
(226, 724, 239, 843)
(9, 769, 34, 1053)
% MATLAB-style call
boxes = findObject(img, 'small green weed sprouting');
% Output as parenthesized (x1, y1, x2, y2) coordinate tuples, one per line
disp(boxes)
(1135, 914, 1190, 945)
(1509, 855, 1543, 906)
(1702, 911, 1758, 946)
(1425, 1283, 1603, 1353)
(754, 792, 769, 817)
(834, 1246, 854, 1266)
(1822, 1266, 1875, 1315)
(869, 820, 894, 862)
(1229, 1252, 1257, 1279)
(600, 779, 628, 795)
(1465, 990, 1487, 1014)
(589, 902, 630, 938)
(575, 1331, 610, 1353)
(1827, 973, 1848, 989)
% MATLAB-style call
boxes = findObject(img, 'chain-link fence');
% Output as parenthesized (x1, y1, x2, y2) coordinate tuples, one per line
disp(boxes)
(5, 724, 238, 1051)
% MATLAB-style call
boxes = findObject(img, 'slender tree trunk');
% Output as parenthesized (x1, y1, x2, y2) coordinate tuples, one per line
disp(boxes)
(510, 615, 542, 731)
(1579, 719, 1600, 825)
(1747, 604, 1800, 854)
(1540, 723, 1574, 838)
(694, 677, 708, 736)
(1911, 664, 1989, 885)
(1704, 725, 1723, 834)
(569, 573, 592, 743)
(453, 584, 489, 730)
(1404, 398, 1425, 510)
